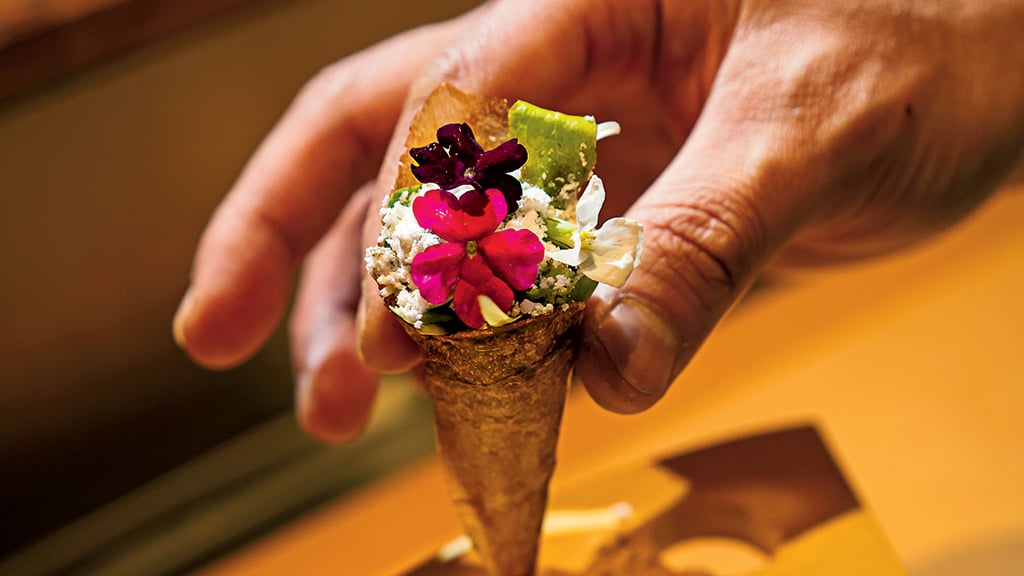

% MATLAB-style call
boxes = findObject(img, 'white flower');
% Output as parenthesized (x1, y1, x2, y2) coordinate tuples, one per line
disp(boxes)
(547, 175, 643, 288)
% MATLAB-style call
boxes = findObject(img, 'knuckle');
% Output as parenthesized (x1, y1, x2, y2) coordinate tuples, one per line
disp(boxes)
(298, 60, 354, 113)
(638, 191, 766, 313)
(420, 44, 475, 87)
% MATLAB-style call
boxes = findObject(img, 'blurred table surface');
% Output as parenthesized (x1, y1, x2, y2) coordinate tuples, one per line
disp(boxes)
(198, 186, 1024, 576)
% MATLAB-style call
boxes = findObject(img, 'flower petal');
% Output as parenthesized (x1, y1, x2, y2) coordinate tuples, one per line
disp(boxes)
(414, 188, 507, 243)
(411, 242, 466, 304)
(453, 255, 513, 329)
(410, 155, 459, 187)
(478, 228, 544, 291)
(581, 217, 644, 287)
(595, 121, 621, 141)
(409, 141, 447, 166)
(437, 123, 483, 162)
(412, 189, 466, 241)
(476, 139, 527, 173)
(475, 172, 524, 205)
(546, 232, 583, 266)
(478, 295, 518, 327)
(459, 188, 507, 239)
(575, 175, 605, 231)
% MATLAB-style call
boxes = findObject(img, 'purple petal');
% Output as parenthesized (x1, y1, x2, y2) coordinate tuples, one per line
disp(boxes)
(476, 139, 527, 173)
(437, 123, 483, 161)
(409, 142, 447, 165)
(411, 243, 465, 304)
(476, 173, 523, 206)
(455, 188, 489, 216)
(452, 255, 514, 329)
(411, 156, 459, 187)
(478, 228, 544, 291)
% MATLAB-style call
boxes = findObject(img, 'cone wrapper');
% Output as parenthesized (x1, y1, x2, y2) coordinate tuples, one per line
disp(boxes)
(400, 302, 585, 576)
(380, 83, 588, 575)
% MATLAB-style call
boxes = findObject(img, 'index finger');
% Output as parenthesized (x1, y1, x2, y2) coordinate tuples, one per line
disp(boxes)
(174, 18, 471, 369)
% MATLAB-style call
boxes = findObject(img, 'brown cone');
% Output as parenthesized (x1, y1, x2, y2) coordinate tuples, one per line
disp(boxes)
(400, 303, 585, 576)
(383, 83, 586, 574)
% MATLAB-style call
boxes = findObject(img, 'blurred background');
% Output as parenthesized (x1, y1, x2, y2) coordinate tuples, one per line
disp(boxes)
(4, 2, 1024, 576)
(0, 1, 479, 574)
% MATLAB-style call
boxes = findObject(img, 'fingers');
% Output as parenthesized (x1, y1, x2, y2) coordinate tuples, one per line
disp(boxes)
(577, 169, 780, 413)
(577, 62, 819, 414)
(357, 0, 667, 370)
(174, 20, 468, 369)
(289, 184, 381, 443)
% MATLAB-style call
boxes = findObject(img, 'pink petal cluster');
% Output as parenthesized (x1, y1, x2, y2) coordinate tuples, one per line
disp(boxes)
(411, 188, 543, 328)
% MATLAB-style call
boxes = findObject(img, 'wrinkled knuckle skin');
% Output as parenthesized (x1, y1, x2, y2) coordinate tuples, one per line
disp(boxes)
(299, 61, 351, 111)
(638, 193, 765, 315)
(420, 44, 476, 89)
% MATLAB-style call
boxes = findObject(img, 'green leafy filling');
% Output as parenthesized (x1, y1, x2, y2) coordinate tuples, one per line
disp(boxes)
(388, 185, 418, 207)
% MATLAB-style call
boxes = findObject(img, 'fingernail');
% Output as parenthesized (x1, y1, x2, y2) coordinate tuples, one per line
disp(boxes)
(596, 295, 681, 398)
(295, 370, 315, 422)
(295, 370, 343, 442)
(297, 356, 375, 444)
(172, 287, 194, 347)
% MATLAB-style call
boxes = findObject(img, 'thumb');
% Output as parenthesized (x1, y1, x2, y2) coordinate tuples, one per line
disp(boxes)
(577, 98, 815, 413)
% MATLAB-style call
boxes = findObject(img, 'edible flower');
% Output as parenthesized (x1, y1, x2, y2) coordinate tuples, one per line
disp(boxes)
(410, 123, 528, 205)
(547, 176, 643, 287)
(411, 188, 543, 328)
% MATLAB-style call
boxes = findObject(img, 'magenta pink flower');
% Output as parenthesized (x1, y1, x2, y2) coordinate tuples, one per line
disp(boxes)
(411, 188, 543, 329)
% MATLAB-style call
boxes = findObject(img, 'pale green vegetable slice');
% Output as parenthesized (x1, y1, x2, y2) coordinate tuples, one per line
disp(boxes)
(508, 101, 597, 203)
(478, 295, 519, 327)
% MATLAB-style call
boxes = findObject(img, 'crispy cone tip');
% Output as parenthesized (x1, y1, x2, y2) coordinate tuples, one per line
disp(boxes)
(401, 303, 585, 576)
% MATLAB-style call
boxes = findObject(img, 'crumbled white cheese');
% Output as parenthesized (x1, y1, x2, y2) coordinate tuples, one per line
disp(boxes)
(519, 184, 550, 213)
(504, 210, 545, 243)
(393, 288, 431, 327)
(503, 183, 553, 246)
(520, 299, 554, 317)
(367, 185, 438, 301)
(553, 274, 571, 291)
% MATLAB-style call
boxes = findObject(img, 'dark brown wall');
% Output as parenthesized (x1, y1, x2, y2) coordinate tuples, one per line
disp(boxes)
(0, 0, 481, 556)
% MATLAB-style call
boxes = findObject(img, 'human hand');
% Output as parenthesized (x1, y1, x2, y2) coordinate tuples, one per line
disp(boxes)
(174, 0, 1024, 441)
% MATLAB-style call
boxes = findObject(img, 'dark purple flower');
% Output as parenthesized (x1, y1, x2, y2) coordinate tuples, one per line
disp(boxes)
(410, 123, 528, 206)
